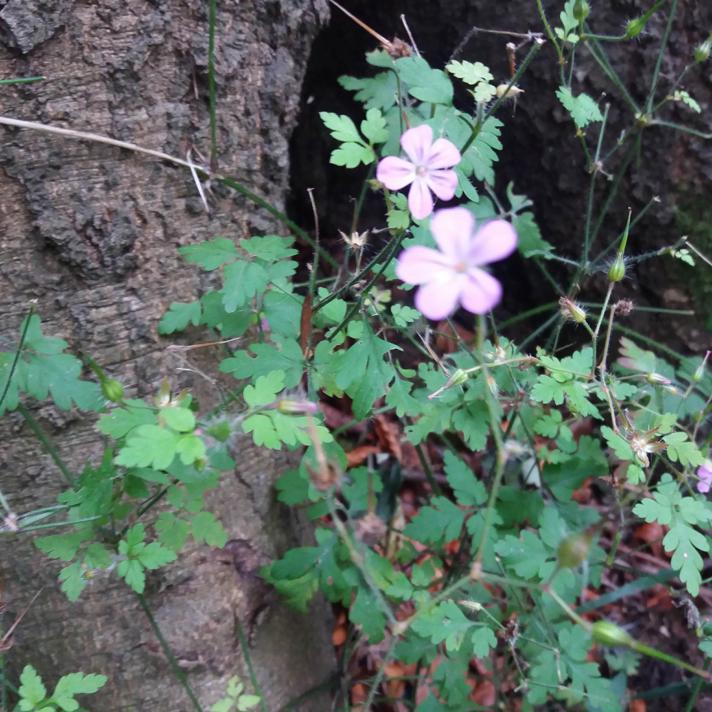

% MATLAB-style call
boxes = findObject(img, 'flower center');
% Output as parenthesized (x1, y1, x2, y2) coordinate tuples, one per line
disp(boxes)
(453, 260, 468, 273)
(415, 164, 428, 177)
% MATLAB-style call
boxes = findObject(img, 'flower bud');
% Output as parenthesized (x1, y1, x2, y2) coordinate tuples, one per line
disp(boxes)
(276, 399, 319, 415)
(557, 532, 592, 569)
(573, 0, 590, 22)
(694, 36, 712, 63)
(591, 620, 634, 648)
(101, 378, 124, 403)
(624, 17, 646, 39)
(559, 297, 587, 324)
(645, 372, 671, 386)
(608, 255, 626, 283)
(693, 351, 710, 382)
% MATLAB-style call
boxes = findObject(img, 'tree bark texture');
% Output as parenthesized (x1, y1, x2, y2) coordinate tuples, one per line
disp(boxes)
(0, 1, 335, 710)
(290, 0, 712, 350)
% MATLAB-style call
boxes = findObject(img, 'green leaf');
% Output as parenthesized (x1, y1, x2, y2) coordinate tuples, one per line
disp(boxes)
(350, 588, 387, 642)
(59, 562, 88, 601)
(386, 192, 411, 230)
(158, 301, 202, 334)
(410, 600, 473, 653)
(222, 260, 269, 312)
(390, 304, 420, 327)
(240, 235, 297, 261)
(320, 111, 375, 168)
(395, 56, 453, 104)
(2, 315, 103, 413)
(452, 400, 489, 451)
(137, 542, 177, 570)
(155, 512, 191, 552)
(191, 511, 228, 548)
(98, 399, 156, 438)
(514, 212, 554, 258)
(633, 474, 710, 596)
(663, 431, 704, 467)
(115, 424, 179, 470)
(338, 72, 398, 111)
(471, 626, 497, 658)
(496, 530, 550, 579)
(220, 338, 305, 389)
(443, 451, 486, 506)
(175, 434, 207, 465)
(600, 425, 634, 461)
(404, 496, 465, 545)
(19, 665, 47, 707)
(117, 558, 146, 592)
(333, 322, 399, 419)
(52, 672, 107, 712)
(556, 87, 603, 129)
(35, 529, 92, 561)
(243, 370, 285, 407)
(360, 108, 389, 144)
(242, 410, 332, 451)
(460, 116, 503, 184)
(160, 406, 196, 432)
(179, 237, 238, 270)
(446, 60, 493, 86)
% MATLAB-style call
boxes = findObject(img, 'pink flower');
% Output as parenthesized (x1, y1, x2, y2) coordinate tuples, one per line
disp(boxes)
(376, 124, 460, 220)
(395, 207, 517, 320)
(697, 460, 712, 494)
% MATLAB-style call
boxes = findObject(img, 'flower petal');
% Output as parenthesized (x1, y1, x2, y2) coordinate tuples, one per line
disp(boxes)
(426, 137, 461, 169)
(429, 206, 475, 260)
(460, 267, 503, 314)
(408, 177, 434, 220)
(426, 168, 458, 201)
(377, 156, 416, 190)
(395, 246, 453, 285)
(400, 124, 432, 165)
(468, 219, 518, 266)
(414, 275, 464, 321)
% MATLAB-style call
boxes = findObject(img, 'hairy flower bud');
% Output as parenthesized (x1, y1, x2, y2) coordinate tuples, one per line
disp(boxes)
(557, 532, 592, 569)
(573, 0, 590, 22)
(591, 620, 634, 648)
(694, 36, 712, 63)
(101, 378, 124, 403)
(559, 297, 587, 324)
(624, 17, 647, 40)
(608, 255, 626, 283)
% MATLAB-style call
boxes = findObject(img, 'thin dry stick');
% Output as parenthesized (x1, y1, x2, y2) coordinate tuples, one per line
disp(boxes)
(0, 116, 199, 170)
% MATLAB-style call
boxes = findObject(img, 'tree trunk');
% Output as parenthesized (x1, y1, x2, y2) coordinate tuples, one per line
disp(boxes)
(0, 1, 335, 710)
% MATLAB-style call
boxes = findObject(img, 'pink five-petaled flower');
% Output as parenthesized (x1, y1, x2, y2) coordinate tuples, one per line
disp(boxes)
(395, 207, 517, 321)
(377, 124, 461, 220)
(697, 459, 712, 494)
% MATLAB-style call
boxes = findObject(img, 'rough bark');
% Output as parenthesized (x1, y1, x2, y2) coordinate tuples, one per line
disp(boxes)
(0, 1, 335, 710)
(290, 0, 712, 350)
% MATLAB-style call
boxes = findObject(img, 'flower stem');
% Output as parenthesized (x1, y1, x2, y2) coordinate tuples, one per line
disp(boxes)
(17, 403, 75, 486)
(207, 0, 219, 170)
(136, 593, 206, 712)
(0, 303, 34, 412)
